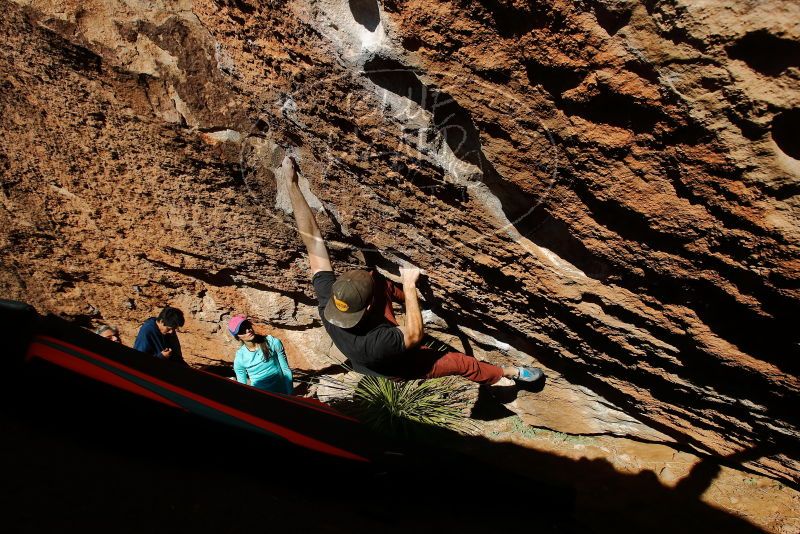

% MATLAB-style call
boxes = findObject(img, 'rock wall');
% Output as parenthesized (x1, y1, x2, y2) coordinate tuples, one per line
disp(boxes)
(0, 0, 798, 483)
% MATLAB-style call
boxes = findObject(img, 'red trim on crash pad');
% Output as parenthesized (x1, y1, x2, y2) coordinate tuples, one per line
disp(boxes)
(27, 336, 369, 463)
(27, 341, 183, 410)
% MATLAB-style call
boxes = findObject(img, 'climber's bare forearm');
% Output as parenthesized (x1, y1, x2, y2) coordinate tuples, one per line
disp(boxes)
(284, 158, 332, 275)
(398, 268, 424, 349)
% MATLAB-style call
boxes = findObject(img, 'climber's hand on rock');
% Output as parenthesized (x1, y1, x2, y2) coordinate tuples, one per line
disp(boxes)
(281, 154, 298, 185)
(400, 266, 421, 287)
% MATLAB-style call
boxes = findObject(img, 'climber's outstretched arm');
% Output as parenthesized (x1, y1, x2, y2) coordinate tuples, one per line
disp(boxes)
(282, 155, 332, 275)
(397, 267, 425, 349)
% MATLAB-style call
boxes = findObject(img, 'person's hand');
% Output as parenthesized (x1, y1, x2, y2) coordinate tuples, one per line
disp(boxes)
(281, 154, 298, 185)
(400, 266, 421, 287)
(161, 347, 172, 358)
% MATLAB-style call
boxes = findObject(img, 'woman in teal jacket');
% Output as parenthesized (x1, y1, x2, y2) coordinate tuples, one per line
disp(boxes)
(228, 315, 293, 394)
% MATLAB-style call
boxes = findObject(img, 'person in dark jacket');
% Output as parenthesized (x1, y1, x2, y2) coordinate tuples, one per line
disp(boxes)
(133, 306, 187, 365)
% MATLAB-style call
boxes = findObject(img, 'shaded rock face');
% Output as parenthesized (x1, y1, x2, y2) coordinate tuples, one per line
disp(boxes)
(0, 0, 798, 483)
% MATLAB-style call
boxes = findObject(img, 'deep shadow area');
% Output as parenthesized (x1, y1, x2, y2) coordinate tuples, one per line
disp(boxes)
(196, 361, 232, 376)
(0, 361, 574, 533)
(475, 0, 553, 38)
(471, 385, 517, 420)
(41, 24, 102, 73)
(526, 61, 661, 134)
(524, 59, 586, 98)
(401, 34, 422, 51)
(349, 0, 381, 32)
(0, 359, 769, 533)
(593, 3, 631, 36)
(559, 90, 664, 134)
(727, 30, 800, 77)
(771, 108, 800, 160)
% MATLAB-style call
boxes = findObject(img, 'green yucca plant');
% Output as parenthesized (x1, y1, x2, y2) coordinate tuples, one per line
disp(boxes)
(350, 375, 476, 437)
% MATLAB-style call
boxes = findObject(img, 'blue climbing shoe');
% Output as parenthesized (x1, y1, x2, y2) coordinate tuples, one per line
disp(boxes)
(515, 367, 544, 383)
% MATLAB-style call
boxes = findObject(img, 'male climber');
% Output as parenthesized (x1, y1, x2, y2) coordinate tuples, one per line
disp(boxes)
(133, 305, 187, 365)
(281, 155, 543, 385)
